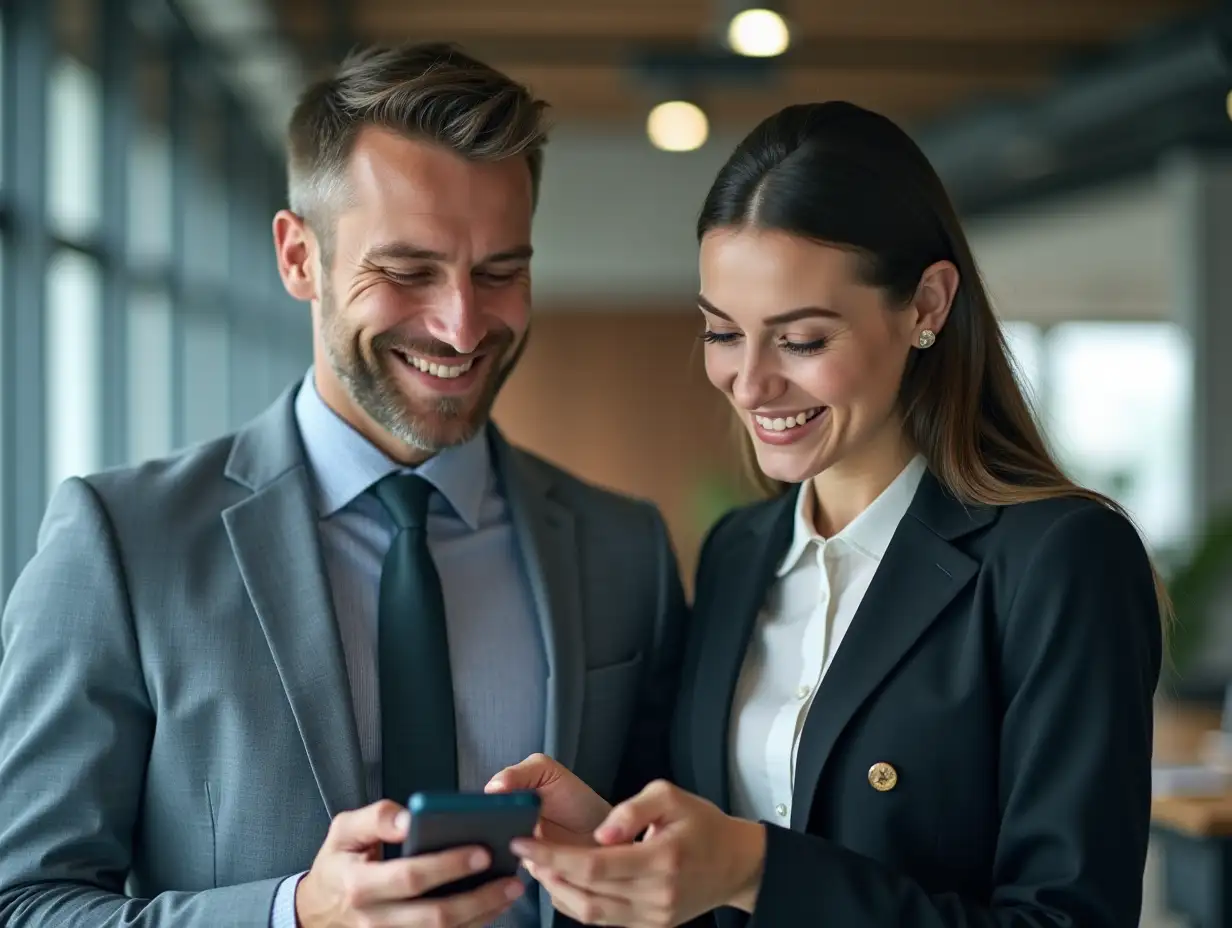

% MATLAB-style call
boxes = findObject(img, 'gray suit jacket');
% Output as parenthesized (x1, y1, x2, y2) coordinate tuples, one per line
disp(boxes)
(0, 388, 689, 928)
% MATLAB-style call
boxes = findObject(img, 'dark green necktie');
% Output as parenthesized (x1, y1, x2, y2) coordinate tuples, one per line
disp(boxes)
(371, 473, 458, 808)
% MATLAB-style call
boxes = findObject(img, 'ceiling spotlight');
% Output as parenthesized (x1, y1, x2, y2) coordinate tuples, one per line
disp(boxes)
(647, 100, 709, 152)
(727, 8, 790, 58)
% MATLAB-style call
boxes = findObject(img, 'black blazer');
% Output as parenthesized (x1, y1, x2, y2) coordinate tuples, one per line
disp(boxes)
(670, 470, 1162, 927)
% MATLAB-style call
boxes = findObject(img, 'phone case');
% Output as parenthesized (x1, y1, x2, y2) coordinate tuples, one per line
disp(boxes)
(402, 790, 542, 898)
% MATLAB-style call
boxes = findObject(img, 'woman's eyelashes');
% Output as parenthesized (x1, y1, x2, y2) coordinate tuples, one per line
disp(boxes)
(699, 329, 739, 345)
(700, 329, 828, 355)
(781, 336, 827, 355)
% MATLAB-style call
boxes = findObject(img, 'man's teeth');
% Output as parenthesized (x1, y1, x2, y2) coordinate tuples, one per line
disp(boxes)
(401, 353, 475, 379)
(754, 408, 823, 432)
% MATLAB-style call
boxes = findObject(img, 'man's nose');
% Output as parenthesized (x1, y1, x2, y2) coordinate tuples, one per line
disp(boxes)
(422, 283, 484, 355)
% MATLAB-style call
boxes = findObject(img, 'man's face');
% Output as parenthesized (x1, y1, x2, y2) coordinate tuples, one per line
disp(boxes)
(296, 127, 535, 462)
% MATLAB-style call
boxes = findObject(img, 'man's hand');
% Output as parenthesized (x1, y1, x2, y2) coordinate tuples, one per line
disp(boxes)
(296, 799, 524, 928)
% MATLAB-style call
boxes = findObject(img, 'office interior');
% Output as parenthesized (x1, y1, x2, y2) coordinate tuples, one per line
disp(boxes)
(1, 0, 1231, 924)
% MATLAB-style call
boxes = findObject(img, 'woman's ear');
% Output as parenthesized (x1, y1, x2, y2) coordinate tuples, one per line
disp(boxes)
(911, 260, 960, 344)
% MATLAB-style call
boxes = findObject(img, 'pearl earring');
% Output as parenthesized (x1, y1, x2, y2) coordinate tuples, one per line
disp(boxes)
(917, 329, 936, 349)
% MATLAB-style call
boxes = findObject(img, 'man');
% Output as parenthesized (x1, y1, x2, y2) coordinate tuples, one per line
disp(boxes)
(0, 42, 688, 928)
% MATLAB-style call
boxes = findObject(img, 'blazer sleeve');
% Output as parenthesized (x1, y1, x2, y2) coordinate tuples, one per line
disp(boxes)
(610, 503, 692, 803)
(0, 478, 284, 928)
(748, 503, 1163, 928)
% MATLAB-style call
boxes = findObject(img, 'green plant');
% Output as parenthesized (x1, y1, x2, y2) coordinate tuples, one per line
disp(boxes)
(1162, 507, 1232, 678)
(689, 474, 756, 534)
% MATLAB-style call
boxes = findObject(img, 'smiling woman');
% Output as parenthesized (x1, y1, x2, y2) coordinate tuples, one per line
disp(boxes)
(493, 99, 1169, 928)
(694, 226, 951, 511)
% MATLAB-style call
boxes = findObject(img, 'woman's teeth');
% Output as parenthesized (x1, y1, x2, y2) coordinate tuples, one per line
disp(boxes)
(398, 351, 475, 379)
(754, 408, 823, 432)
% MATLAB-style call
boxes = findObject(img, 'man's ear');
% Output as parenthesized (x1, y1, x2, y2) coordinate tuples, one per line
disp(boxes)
(272, 209, 320, 302)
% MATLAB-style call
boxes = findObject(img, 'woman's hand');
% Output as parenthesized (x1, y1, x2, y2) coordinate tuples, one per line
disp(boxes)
(485, 753, 613, 848)
(511, 779, 767, 928)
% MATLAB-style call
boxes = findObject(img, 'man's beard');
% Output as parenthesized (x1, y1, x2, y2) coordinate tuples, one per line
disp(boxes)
(320, 288, 527, 456)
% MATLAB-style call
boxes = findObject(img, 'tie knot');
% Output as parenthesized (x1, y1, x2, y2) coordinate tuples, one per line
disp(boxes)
(371, 473, 434, 530)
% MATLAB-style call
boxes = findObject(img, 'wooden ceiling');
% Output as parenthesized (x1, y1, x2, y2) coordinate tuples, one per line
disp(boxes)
(265, 0, 1209, 131)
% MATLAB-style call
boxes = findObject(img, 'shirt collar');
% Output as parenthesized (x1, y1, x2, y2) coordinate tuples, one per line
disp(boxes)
(293, 370, 490, 529)
(776, 453, 928, 577)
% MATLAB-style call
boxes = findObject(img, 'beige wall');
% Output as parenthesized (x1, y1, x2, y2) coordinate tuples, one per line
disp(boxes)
(492, 311, 750, 584)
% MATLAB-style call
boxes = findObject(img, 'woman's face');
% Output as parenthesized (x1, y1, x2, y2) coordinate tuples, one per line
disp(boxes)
(698, 227, 950, 485)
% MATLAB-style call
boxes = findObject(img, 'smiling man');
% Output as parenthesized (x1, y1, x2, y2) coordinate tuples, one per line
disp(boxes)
(0, 43, 688, 928)
(291, 111, 537, 462)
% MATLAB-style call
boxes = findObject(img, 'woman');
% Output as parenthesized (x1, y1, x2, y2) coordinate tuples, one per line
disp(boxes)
(488, 101, 1165, 927)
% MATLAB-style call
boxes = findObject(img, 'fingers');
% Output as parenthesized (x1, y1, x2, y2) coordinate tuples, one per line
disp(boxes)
(368, 876, 524, 928)
(344, 846, 493, 906)
(486, 752, 561, 793)
(535, 867, 632, 927)
(326, 799, 410, 852)
(596, 779, 680, 844)
(514, 838, 659, 885)
(442, 877, 525, 927)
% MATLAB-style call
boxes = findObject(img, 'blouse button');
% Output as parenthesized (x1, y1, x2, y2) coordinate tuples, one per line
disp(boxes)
(775, 803, 788, 818)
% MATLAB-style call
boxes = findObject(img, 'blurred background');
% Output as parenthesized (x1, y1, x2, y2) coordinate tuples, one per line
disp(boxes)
(1, 0, 1232, 923)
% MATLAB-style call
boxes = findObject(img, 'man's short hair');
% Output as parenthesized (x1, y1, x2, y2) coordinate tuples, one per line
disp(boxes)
(286, 41, 550, 247)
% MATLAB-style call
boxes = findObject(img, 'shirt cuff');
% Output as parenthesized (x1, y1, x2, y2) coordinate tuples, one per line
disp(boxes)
(270, 872, 308, 928)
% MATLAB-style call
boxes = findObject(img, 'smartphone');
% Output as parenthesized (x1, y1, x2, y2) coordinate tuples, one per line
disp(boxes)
(401, 790, 542, 897)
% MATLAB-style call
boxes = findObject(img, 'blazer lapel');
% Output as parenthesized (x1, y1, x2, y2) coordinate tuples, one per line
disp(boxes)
(789, 471, 996, 830)
(491, 432, 585, 772)
(222, 391, 367, 818)
(691, 492, 796, 813)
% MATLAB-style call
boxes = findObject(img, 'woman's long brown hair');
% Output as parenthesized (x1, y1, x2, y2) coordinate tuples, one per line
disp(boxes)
(700, 100, 1173, 630)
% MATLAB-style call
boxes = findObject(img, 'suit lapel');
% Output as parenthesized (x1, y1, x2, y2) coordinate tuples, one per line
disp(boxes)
(491, 432, 585, 772)
(692, 492, 796, 813)
(222, 391, 367, 818)
(789, 471, 995, 830)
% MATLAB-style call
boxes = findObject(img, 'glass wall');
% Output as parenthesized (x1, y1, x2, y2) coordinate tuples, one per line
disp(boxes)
(0, 0, 304, 596)
(126, 285, 172, 462)
(1002, 319, 1194, 552)
(45, 249, 103, 490)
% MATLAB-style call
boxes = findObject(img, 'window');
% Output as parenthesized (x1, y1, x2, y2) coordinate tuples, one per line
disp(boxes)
(129, 127, 172, 266)
(45, 250, 103, 493)
(0, 0, 293, 595)
(181, 95, 229, 286)
(181, 311, 230, 445)
(129, 50, 171, 268)
(1000, 320, 1045, 419)
(127, 288, 173, 463)
(0, 236, 6, 576)
(0, 10, 7, 186)
(48, 55, 102, 241)
(1044, 322, 1192, 550)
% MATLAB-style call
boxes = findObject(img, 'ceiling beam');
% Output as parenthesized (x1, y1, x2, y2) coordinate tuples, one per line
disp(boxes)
(203, 32, 1089, 76)
(244, 0, 1206, 135)
(506, 65, 1048, 129)
(172, 0, 307, 144)
(326, 0, 357, 64)
(335, 0, 1206, 44)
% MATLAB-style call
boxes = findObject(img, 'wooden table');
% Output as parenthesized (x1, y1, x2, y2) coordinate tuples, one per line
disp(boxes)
(1152, 703, 1232, 928)
(1153, 794, 1232, 839)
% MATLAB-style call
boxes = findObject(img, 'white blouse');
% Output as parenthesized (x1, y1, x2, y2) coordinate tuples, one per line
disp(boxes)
(727, 455, 927, 825)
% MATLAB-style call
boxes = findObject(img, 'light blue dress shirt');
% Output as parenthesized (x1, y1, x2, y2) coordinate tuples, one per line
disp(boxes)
(271, 371, 546, 928)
